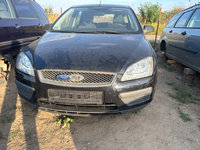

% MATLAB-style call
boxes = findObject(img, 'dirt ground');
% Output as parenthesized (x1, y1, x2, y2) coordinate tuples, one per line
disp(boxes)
(0, 53, 200, 150)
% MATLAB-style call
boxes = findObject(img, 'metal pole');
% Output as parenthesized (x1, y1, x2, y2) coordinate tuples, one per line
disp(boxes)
(99, 0, 102, 7)
(61, 8, 62, 15)
(154, 8, 162, 51)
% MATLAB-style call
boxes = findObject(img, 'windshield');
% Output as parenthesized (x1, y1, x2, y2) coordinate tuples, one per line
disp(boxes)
(52, 7, 139, 33)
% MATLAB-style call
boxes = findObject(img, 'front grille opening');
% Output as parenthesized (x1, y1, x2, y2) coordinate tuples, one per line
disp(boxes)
(39, 101, 118, 111)
(39, 70, 116, 86)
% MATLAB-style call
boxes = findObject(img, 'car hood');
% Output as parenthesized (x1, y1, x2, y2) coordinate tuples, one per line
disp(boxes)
(28, 32, 153, 73)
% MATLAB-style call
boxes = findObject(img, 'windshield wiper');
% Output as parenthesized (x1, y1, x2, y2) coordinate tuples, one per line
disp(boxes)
(50, 30, 96, 34)
(50, 30, 129, 34)
(50, 30, 76, 33)
(96, 31, 122, 34)
(74, 30, 124, 34)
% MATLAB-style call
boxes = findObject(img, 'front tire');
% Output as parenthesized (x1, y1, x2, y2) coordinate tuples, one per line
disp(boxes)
(160, 40, 168, 61)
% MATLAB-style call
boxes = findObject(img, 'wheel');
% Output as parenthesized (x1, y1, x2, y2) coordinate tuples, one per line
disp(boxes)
(160, 40, 168, 61)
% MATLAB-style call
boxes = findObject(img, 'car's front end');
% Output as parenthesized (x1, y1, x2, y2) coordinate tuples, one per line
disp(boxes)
(15, 64, 156, 117)
(15, 60, 156, 116)
(15, 5, 157, 116)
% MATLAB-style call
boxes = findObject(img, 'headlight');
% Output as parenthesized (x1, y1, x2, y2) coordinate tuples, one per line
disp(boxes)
(16, 52, 35, 76)
(121, 57, 153, 81)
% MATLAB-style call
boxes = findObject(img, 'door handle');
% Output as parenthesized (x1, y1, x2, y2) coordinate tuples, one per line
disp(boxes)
(15, 24, 21, 29)
(181, 31, 187, 36)
(169, 30, 173, 33)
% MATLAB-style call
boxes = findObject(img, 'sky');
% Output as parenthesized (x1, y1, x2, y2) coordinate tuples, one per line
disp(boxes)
(35, 0, 200, 14)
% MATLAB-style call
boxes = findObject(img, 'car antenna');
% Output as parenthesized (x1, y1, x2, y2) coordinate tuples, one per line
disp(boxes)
(99, 0, 102, 7)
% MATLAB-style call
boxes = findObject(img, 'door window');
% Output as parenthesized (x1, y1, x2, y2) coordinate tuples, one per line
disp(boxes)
(12, 0, 37, 18)
(0, 0, 14, 18)
(31, 0, 48, 21)
(175, 10, 193, 28)
(166, 14, 181, 28)
(187, 9, 200, 28)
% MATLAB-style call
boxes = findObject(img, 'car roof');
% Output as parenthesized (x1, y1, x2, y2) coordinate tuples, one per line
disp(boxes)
(71, 4, 131, 8)
(179, 4, 200, 14)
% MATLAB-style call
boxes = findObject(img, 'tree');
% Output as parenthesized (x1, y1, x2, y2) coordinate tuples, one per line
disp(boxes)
(169, 6, 185, 17)
(160, 6, 185, 24)
(138, 2, 161, 24)
(44, 6, 54, 16)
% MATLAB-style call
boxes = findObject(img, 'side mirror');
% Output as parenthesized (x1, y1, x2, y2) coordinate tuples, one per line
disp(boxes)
(143, 25, 154, 34)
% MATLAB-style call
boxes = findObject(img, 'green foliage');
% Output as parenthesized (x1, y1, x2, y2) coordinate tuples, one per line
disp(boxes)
(138, 2, 161, 24)
(167, 84, 197, 104)
(149, 40, 159, 50)
(178, 109, 192, 122)
(161, 7, 185, 24)
(9, 129, 24, 140)
(162, 61, 176, 72)
(138, 2, 185, 25)
(56, 116, 74, 129)
(134, 110, 141, 114)
(44, 6, 54, 16)
(166, 82, 175, 86)
(138, 3, 185, 36)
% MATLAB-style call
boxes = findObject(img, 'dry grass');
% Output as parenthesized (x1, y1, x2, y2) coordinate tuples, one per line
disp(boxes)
(48, 14, 60, 24)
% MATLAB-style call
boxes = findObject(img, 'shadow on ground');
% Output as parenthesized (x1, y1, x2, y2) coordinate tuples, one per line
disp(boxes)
(0, 69, 40, 150)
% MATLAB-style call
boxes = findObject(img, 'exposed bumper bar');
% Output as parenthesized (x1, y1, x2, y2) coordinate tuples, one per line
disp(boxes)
(39, 101, 150, 117)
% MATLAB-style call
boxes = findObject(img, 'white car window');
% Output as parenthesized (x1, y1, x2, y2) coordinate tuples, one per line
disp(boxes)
(187, 9, 200, 28)
(0, 0, 14, 18)
(175, 10, 193, 28)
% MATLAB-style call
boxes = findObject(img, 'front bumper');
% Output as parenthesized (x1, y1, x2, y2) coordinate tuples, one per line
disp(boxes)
(15, 70, 156, 116)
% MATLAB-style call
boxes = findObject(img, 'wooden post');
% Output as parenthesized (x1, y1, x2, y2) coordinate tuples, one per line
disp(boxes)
(154, 8, 162, 51)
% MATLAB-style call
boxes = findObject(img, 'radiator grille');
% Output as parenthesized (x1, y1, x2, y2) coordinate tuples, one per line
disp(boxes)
(38, 70, 116, 86)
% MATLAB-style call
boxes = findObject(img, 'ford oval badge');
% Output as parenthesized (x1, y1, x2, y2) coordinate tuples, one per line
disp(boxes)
(57, 74, 71, 81)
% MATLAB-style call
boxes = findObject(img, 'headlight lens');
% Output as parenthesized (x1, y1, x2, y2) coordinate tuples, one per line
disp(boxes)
(16, 52, 35, 76)
(121, 57, 153, 81)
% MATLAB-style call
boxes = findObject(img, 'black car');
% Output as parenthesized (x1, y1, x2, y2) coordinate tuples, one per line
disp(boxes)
(0, 0, 49, 60)
(15, 4, 156, 116)
(160, 4, 200, 72)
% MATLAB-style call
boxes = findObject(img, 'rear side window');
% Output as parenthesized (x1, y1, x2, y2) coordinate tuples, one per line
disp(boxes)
(12, 0, 37, 18)
(31, 0, 48, 21)
(166, 14, 181, 28)
(187, 9, 200, 28)
(0, 0, 14, 18)
(175, 10, 193, 28)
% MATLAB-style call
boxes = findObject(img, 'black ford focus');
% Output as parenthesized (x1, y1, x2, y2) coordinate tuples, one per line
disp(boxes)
(15, 4, 157, 116)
